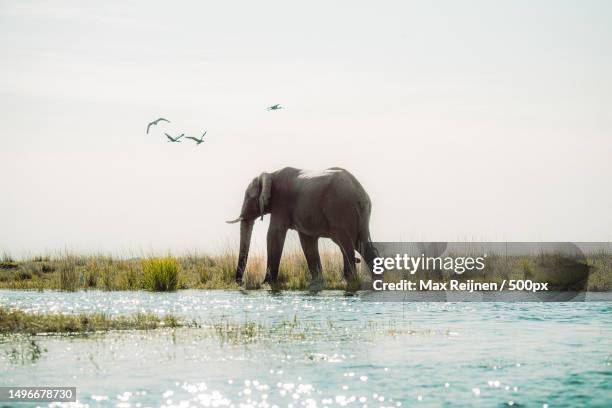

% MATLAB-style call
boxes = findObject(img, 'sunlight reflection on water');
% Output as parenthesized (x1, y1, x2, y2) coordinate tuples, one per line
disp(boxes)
(1, 290, 611, 407)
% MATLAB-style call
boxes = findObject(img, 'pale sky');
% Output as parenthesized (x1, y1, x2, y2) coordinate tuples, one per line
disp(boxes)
(1, 0, 611, 257)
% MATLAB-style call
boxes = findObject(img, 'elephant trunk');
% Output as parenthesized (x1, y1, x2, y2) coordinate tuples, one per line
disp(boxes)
(235, 219, 255, 284)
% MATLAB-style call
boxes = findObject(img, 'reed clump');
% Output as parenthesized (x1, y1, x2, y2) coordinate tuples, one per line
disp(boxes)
(183, 249, 239, 289)
(142, 257, 179, 291)
(58, 256, 80, 291)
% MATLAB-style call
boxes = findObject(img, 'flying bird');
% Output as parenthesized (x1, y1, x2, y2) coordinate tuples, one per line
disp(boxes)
(185, 131, 207, 145)
(165, 133, 184, 143)
(267, 104, 283, 111)
(146, 117, 170, 134)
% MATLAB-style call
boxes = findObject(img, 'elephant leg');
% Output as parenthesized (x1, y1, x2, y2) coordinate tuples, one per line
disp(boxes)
(333, 232, 358, 283)
(264, 218, 288, 284)
(298, 232, 323, 288)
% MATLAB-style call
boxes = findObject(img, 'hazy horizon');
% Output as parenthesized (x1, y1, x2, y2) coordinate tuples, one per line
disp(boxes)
(1, 0, 611, 257)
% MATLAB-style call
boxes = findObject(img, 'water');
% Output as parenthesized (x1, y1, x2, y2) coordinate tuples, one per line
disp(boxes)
(1, 290, 611, 407)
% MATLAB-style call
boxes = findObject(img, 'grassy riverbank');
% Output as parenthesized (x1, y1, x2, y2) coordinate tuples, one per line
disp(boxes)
(0, 250, 346, 291)
(0, 250, 610, 291)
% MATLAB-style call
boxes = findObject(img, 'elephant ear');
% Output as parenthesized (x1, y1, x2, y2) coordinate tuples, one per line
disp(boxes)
(258, 172, 272, 219)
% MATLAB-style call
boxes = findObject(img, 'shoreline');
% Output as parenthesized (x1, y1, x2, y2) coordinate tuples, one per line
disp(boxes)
(1, 251, 610, 292)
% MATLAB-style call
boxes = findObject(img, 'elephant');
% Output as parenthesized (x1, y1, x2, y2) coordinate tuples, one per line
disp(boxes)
(226, 167, 377, 288)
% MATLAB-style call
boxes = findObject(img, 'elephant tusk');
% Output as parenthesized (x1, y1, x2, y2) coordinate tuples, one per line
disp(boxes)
(226, 217, 243, 224)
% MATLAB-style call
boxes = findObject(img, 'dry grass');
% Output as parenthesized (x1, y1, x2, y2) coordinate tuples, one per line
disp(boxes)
(0, 249, 352, 291)
(0, 249, 610, 291)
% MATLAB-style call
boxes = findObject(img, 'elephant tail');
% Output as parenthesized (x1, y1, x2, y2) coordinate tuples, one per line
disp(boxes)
(355, 186, 376, 270)
(357, 229, 378, 273)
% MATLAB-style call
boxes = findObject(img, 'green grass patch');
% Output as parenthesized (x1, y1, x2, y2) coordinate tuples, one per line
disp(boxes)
(0, 307, 186, 335)
(142, 256, 179, 291)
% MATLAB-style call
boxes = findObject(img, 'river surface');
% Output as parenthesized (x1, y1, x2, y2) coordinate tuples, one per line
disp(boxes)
(1, 290, 611, 407)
